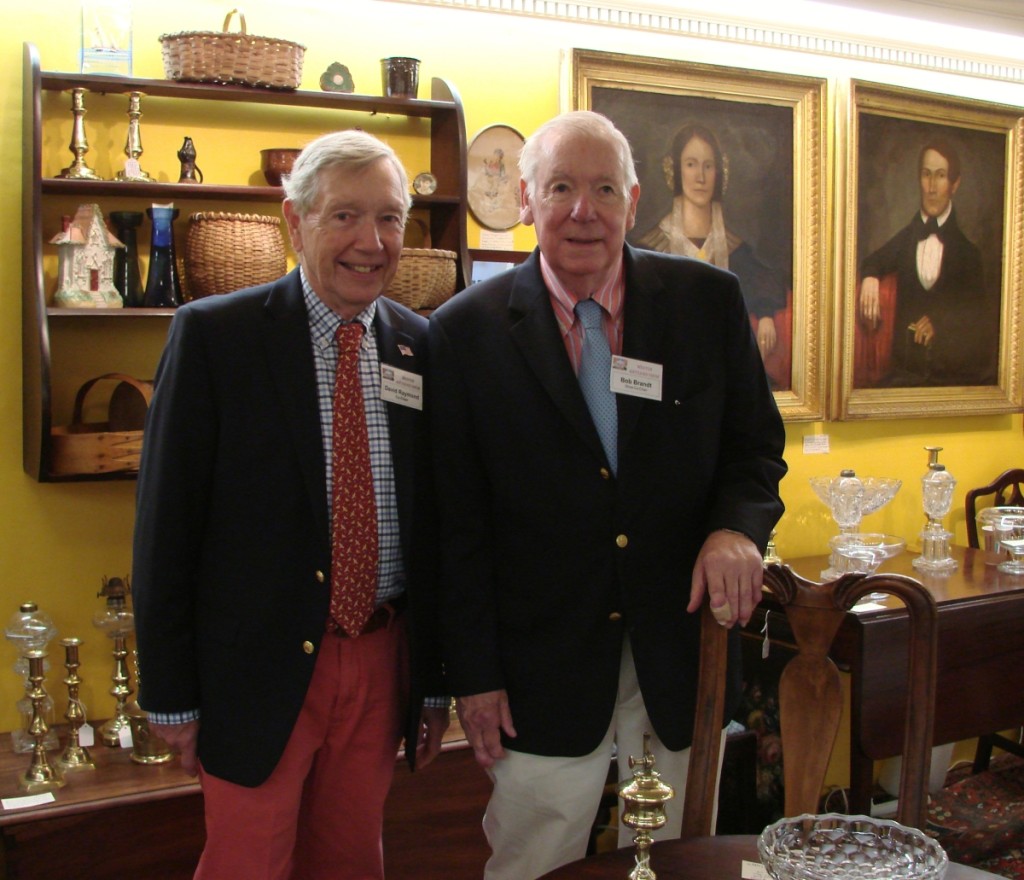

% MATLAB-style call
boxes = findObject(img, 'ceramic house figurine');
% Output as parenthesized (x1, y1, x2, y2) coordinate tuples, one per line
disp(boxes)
(50, 204, 124, 308)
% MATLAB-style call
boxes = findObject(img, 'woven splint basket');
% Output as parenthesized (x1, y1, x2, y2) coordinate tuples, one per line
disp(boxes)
(384, 249, 458, 311)
(160, 9, 305, 90)
(184, 212, 287, 298)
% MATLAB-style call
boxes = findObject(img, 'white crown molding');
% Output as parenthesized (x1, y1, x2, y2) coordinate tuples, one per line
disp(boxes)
(385, 0, 1024, 83)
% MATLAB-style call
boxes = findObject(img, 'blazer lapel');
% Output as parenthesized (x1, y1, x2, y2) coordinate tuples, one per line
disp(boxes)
(508, 254, 611, 464)
(619, 247, 670, 455)
(261, 269, 329, 541)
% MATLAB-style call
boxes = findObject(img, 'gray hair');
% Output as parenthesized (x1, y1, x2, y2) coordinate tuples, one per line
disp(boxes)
(519, 111, 638, 200)
(283, 130, 412, 217)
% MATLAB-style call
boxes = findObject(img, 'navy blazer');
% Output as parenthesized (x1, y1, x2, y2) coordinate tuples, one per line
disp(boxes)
(132, 269, 442, 786)
(428, 245, 786, 757)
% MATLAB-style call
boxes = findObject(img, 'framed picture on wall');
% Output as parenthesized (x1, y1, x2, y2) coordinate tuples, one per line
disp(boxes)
(571, 49, 829, 421)
(835, 80, 1024, 419)
(467, 123, 526, 231)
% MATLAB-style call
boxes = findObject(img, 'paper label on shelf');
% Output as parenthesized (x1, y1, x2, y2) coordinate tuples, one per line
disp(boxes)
(118, 725, 134, 748)
(803, 434, 830, 454)
(478, 230, 515, 250)
(2, 793, 56, 811)
(741, 860, 770, 879)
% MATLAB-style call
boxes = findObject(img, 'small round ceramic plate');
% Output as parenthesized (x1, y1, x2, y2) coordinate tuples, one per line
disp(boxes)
(413, 172, 437, 195)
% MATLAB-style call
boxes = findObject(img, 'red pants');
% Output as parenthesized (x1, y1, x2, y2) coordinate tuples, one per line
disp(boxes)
(195, 620, 409, 880)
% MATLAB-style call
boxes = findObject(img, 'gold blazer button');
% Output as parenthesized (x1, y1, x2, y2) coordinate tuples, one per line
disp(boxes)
(315, 570, 326, 583)
(608, 611, 623, 621)
(616, 534, 629, 548)
(303, 641, 315, 655)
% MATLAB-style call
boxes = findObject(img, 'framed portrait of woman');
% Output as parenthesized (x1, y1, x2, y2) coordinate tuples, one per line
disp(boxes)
(835, 80, 1024, 419)
(571, 49, 829, 421)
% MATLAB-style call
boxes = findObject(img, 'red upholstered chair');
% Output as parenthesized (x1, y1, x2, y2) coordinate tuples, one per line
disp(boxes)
(853, 274, 898, 388)
(964, 468, 1024, 771)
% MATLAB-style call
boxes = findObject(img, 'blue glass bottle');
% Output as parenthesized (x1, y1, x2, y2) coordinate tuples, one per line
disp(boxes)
(143, 204, 183, 307)
(110, 211, 144, 307)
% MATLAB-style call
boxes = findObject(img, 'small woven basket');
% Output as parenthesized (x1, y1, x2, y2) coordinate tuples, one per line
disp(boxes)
(185, 212, 287, 298)
(160, 9, 305, 90)
(385, 248, 458, 311)
(50, 374, 153, 476)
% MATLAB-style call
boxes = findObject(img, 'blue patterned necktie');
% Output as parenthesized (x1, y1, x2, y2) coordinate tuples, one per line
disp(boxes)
(575, 298, 617, 475)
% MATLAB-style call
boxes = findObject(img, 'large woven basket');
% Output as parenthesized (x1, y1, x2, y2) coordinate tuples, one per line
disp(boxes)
(185, 212, 287, 298)
(50, 374, 153, 476)
(385, 248, 458, 311)
(160, 9, 305, 90)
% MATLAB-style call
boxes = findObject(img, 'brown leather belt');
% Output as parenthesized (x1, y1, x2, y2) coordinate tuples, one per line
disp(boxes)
(333, 594, 407, 638)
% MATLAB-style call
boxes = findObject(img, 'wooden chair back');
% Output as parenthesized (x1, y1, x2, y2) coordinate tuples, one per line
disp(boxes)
(680, 565, 938, 838)
(964, 467, 1024, 548)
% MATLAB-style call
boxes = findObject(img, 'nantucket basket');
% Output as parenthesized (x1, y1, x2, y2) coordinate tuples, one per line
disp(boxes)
(384, 248, 458, 311)
(160, 9, 306, 90)
(50, 374, 153, 477)
(185, 212, 287, 298)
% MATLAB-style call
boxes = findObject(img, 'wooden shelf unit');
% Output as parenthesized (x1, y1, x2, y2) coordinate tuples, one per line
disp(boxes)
(22, 42, 468, 482)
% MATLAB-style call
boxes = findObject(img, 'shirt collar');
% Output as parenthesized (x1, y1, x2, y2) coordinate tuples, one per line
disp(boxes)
(300, 267, 377, 346)
(539, 253, 625, 337)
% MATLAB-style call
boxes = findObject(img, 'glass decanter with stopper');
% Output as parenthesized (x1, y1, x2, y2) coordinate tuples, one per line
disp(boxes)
(913, 446, 958, 573)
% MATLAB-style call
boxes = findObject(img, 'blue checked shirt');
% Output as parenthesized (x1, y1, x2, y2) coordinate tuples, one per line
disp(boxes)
(149, 270, 408, 726)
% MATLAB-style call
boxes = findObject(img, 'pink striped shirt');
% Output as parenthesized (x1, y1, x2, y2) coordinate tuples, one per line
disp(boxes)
(539, 254, 625, 374)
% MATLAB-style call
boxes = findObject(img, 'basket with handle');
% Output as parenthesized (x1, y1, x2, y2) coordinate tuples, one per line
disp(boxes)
(184, 212, 287, 298)
(160, 8, 306, 90)
(50, 374, 153, 476)
(384, 248, 458, 311)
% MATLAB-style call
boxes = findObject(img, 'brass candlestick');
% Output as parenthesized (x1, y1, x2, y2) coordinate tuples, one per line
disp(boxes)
(58, 637, 95, 771)
(114, 91, 152, 182)
(58, 88, 102, 180)
(128, 648, 173, 765)
(19, 650, 65, 793)
(763, 528, 782, 565)
(618, 733, 674, 880)
(93, 576, 134, 747)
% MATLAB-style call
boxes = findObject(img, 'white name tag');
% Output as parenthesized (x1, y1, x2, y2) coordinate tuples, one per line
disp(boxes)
(380, 365, 423, 410)
(610, 356, 663, 401)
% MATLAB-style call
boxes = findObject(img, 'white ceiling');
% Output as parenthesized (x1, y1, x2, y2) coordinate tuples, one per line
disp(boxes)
(821, 0, 1024, 37)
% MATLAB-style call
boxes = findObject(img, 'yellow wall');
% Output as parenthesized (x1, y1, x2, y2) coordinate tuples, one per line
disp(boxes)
(3, 1, 1023, 791)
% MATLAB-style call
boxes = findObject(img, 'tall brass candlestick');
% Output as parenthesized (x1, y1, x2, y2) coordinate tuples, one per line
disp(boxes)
(114, 91, 152, 182)
(58, 637, 94, 771)
(128, 648, 173, 765)
(58, 88, 101, 180)
(19, 650, 65, 793)
(100, 631, 133, 747)
(618, 733, 674, 880)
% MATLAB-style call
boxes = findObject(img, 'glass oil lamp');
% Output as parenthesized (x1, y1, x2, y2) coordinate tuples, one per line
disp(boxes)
(5, 602, 58, 753)
(913, 446, 957, 573)
(93, 576, 135, 747)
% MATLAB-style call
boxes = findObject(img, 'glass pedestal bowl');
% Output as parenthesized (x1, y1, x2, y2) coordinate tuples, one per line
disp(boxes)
(758, 813, 948, 880)
(828, 533, 905, 575)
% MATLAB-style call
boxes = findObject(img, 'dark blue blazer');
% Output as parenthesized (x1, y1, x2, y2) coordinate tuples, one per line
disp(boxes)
(428, 245, 786, 757)
(132, 268, 441, 786)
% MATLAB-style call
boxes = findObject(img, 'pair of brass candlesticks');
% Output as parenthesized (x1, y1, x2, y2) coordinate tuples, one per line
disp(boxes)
(58, 87, 151, 183)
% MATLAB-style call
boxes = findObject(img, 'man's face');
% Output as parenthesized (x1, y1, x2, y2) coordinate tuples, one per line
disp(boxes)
(284, 158, 407, 319)
(919, 148, 960, 218)
(520, 130, 639, 298)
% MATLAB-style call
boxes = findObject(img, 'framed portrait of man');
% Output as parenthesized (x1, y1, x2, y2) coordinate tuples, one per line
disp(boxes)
(835, 80, 1024, 419)
(571, 49, 829, 422)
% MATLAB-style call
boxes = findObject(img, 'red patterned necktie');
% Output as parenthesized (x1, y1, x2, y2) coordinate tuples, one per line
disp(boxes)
(329, 322, 379, 636)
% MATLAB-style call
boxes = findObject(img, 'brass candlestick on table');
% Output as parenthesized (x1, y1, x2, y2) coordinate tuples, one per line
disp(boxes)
(93, 576, 135, 747)
(58, 87, 102, 180)
(58, 637, 95, 771)
(127, 648, 173, 765)
(19, 649, 65, 793)
(618, 733, 674, 880)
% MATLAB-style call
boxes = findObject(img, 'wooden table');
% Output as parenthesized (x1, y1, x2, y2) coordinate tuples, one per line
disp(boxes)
(538, 834, 1004, 878)
(747, 545, 1024, 814)
(0, 721, 490, 879)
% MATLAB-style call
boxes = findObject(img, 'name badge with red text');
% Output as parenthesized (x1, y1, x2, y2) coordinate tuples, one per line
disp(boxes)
(611, 356, 663, 401)
(380, 365, 423, 410)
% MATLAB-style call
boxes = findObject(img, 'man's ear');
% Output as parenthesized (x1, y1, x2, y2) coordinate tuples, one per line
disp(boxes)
(951, 177, 961, 198)
(519, 178, 534, 227)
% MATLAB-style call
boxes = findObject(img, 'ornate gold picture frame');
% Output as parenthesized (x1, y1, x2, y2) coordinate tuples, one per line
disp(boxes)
(835, 80, 1023, 420)
(571, 49, 829, 421)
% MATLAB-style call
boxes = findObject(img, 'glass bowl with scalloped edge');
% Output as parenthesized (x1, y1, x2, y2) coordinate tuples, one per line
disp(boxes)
(758, 813, 948, 880)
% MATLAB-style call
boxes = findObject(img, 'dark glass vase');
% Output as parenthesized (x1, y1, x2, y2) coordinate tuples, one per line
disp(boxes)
(109, 211, 144, 307)
(143, 205, 183, 308)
